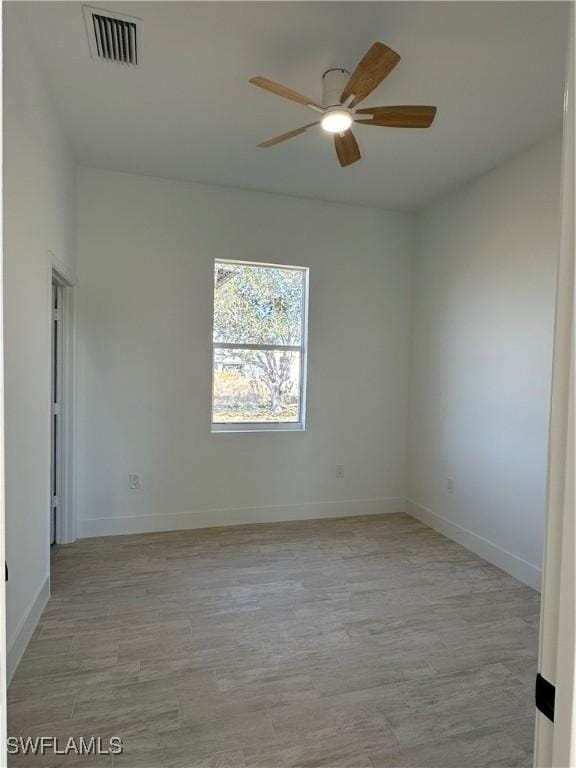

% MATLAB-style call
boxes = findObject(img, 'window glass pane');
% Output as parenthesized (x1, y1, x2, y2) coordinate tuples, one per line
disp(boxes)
(213, 348, 301, 424)
(214, 262, 304, 345)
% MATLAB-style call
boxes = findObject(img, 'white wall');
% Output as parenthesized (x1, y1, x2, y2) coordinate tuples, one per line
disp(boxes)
(406, 134, 562, 590)
(75, 168, 414, 536)
(3, 3, 75, 674)
(3, 5, 76, 677)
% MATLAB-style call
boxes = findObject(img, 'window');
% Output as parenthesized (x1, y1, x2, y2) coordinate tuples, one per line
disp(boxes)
(212, 259, 308, 432)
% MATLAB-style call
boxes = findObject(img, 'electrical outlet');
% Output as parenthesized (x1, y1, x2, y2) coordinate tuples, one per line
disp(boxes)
(336, 465, 344, 478)
(129, 473, 141, 490)
(446, 478, 454, 494)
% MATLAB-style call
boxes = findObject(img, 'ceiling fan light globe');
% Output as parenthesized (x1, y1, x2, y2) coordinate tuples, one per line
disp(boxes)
(321, 110, 353, 134)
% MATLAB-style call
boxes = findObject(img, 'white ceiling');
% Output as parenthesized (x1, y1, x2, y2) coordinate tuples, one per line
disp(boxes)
(16, 1, 568, 211)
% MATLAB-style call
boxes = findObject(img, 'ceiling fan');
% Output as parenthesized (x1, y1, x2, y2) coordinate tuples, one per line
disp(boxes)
(250, 42, 437, 167)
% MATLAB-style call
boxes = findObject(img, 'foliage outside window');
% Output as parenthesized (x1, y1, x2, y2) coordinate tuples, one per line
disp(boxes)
(212, 260, 308, 431)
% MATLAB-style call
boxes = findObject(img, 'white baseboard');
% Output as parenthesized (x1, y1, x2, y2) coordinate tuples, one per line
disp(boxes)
(7, 575, 50, 684)
(405, 498, 542, 591)
(78, 497, 405, 539)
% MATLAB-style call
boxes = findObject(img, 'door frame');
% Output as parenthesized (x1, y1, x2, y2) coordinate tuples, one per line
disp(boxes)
(534, 6, 575, 766)
(48, 252, 76, 545)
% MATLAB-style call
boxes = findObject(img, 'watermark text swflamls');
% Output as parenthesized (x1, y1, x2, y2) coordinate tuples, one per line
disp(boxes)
(7, 736, 123, 756)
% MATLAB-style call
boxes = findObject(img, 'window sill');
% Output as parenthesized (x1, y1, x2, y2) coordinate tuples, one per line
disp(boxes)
(211, 423, 305, 434)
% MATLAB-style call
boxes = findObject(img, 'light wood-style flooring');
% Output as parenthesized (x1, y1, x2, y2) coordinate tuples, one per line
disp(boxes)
(9, 513, 539, 767)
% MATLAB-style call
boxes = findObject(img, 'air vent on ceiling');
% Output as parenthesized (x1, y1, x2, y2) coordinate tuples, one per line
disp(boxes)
(83, 6, 142, 65)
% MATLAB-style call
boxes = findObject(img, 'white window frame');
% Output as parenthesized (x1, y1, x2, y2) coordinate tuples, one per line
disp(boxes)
(211, 259, 309, 433)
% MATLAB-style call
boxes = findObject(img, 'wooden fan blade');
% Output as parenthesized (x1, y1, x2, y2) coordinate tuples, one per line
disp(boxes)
(334, 130, 361, 167)
(257, 122, 319, 148)
(355, 105, 437, 128)
(340, 43, 400, 108)
(250, 76, 322, 110)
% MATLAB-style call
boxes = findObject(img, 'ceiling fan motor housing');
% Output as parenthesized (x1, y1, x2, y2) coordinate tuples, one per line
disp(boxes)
(321, 68, 351, 107)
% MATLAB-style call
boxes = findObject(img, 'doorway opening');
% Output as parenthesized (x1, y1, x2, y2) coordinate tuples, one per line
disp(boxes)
(50, 278, 63, 545)
(50, 269, 74, 546)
